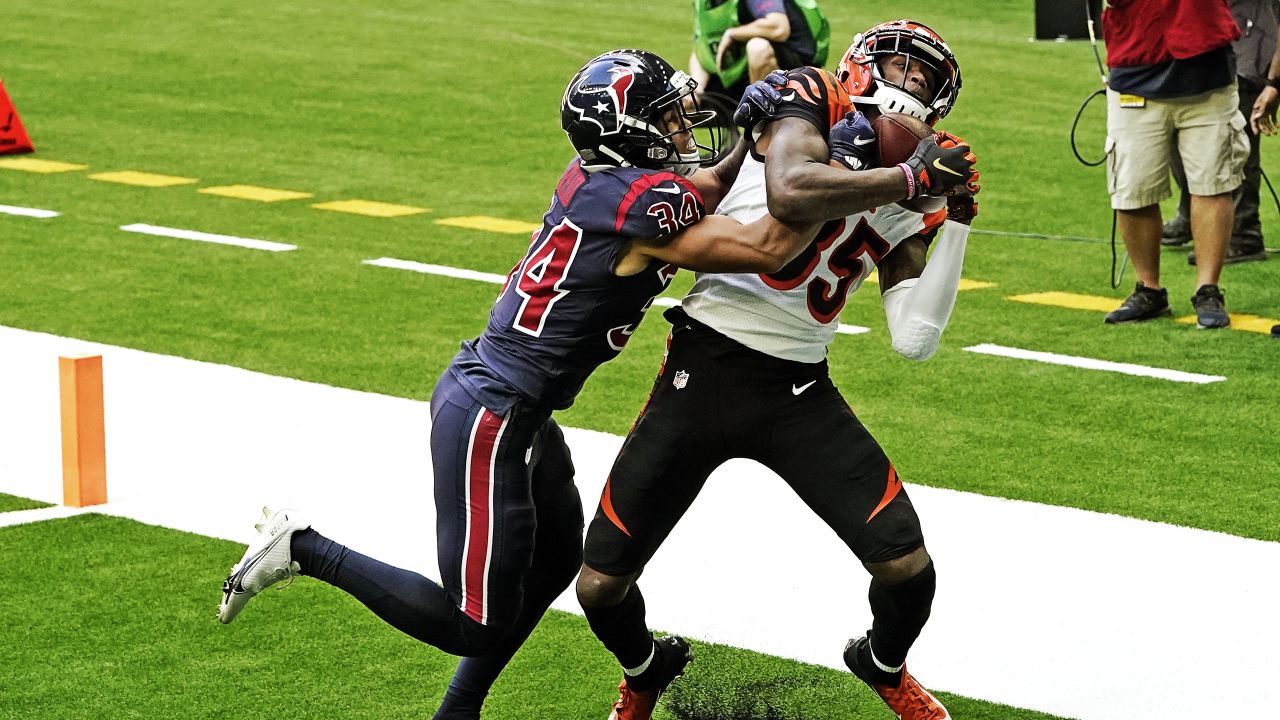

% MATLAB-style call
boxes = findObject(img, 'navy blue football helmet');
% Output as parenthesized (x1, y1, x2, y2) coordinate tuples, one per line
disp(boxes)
(561, 49, 722, 177)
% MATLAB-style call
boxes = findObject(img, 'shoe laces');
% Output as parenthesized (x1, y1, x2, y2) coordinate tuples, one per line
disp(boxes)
(1195, 285, 1224, 305)
(882, 673, 946, 719)
(271, 562, 300, 590)
(612, 681, 631, 711)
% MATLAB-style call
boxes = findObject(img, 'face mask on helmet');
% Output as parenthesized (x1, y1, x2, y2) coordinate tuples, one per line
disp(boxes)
(835, 19, 961, 125)
(561, 50, 723, 177)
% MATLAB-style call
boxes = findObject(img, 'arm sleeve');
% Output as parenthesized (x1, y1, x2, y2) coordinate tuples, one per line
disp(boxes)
(880, 220, 969, 361)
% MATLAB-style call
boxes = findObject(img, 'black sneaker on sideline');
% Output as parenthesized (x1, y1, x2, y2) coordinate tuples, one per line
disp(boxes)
(1105, 282, 1171, 324)
(1188, 245, 1268, 265)
(1270, 324, 1279, 338)
(1161, 218, 1191, 247)
(1191, 284, 1230, 329)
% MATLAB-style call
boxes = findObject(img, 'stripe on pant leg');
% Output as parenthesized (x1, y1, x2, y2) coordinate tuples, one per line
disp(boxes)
(460, 408, 508, 624)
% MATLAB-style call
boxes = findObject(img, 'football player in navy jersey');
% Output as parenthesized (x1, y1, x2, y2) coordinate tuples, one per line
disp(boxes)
(577, 23, 978, 720)
(215, 48, 922, 720)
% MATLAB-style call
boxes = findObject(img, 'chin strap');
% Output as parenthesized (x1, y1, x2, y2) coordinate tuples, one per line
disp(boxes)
(880, 220, 969, 361)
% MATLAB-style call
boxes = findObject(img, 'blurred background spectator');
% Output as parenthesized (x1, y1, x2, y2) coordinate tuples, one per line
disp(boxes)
(689, 0, 829, 100)
(1102, 0, 1247, 329)
(1164, 0, 1277, 266)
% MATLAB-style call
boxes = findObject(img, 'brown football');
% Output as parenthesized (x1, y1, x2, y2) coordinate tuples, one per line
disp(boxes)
(871, 112, 948, 214)
(872, 112, 933, 168)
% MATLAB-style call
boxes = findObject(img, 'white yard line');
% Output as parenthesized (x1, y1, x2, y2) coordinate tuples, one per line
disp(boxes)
(119, 223, 296, 252)
(965, 343, 1227, 384)
(0, 325, 1272, 720)
(363, 257, 508, 284)
(368, 258, 874, 334)
(0, 203, 59, 218)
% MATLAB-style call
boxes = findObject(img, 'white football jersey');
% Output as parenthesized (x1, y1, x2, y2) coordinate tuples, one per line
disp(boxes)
(683, 154, 946, 363)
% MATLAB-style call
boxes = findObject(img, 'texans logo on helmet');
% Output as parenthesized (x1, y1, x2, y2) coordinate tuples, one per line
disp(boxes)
(567, 66, 638, 136)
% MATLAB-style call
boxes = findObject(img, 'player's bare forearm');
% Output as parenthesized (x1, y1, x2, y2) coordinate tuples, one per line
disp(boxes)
(732, 13, 791, 43)
(691, 136, 750, 212)
(877, 237, 928, 294)
(764, 118, 907, 223)
(637, 213, 819, 273)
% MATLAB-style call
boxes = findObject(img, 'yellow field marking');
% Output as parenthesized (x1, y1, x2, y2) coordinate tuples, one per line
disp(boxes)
(89, 170, 197, 187)
(1009, 292, 1119, 313)
(435, 216, 540, 235)
(199, 185, 313, 203)
(865, 269, 995, 292)
(0, 157, 89, 174)
(1175, 313, 1278, 334)
(312, 199, 429, 218)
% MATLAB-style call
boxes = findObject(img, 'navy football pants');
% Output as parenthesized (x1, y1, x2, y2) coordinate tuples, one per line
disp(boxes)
(296, 370, 582, 657)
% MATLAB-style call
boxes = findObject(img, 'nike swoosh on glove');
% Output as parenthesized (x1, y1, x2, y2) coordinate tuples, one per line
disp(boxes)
(898, 133, 978, 198)
(733, 69, 790, 130)
(828, 111, 876, 170)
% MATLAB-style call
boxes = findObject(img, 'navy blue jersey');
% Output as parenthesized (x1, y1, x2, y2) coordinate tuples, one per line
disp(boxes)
(449, 160, 704, 412)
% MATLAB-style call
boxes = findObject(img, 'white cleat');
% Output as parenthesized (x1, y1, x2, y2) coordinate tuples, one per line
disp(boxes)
(217, 506, 310, 624)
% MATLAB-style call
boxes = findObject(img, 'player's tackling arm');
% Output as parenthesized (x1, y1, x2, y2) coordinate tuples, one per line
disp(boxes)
(618, 213, 819, 275)
(762, 117, 909, 224)
(687, 136, 751, 213)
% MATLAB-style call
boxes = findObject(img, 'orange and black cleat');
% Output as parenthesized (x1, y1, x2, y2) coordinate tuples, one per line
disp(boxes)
(844, 637, 950, 720)
(608, 635, 693, 720)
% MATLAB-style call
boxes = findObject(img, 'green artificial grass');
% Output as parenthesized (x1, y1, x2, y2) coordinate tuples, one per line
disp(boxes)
(1, 1, 1277, 717)
(0, 514, 1070, 720)
(0, 493, 50, 512)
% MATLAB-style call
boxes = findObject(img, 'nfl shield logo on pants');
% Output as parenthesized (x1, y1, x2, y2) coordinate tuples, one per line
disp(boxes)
(672, 370, 689, 389)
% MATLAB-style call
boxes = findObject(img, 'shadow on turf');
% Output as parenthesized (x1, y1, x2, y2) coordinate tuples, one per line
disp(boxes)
(664, 673, 827, 720)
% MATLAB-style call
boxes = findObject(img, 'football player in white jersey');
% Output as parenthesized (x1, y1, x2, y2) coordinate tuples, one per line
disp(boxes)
(576, 20, 976, 720)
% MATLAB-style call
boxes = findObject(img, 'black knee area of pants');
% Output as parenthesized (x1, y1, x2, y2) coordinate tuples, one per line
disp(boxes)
(868, 560, 936, 669)
(583, 585, 653, 669)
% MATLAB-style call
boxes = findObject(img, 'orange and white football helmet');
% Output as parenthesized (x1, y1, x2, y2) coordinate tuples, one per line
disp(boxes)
(835, 19, 961, 126)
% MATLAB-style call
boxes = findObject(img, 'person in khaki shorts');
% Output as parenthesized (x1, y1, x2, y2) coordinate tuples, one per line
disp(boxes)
(1102, 0, 1248, 329)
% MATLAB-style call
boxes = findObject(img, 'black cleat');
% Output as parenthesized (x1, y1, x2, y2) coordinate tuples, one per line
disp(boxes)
(1161, 217, 1191, 246)
(1188, 245, 1267, 265)
(1105, 282, 1171, 324)
(1191, 284, 1230, 329)
(1271, 324, 1279, 338)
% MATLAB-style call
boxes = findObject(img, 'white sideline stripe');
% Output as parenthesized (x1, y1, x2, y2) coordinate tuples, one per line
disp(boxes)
(0, 204, 59, 219)
(0, 324, 1276, 720)
(964, 343, 1227, 384)
(119, 223, 296, 252)
(364, 257, 507, 284)
(0, 505, 91, 528)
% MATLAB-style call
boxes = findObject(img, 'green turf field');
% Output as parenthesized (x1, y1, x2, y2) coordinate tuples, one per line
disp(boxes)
(2, 1, 1277, 718)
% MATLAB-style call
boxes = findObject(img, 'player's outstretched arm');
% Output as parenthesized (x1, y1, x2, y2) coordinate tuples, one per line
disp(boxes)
(623, 213, 820, 274)
(878, 196, 976, 361)
(762, 117, 910, 224)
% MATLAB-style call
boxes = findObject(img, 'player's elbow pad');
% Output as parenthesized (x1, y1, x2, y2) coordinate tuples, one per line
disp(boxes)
(882, 281, 942, 361)
(880, 221, 970, 361)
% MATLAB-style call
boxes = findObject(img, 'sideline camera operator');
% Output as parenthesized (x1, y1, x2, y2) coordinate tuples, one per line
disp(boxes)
(1102, 0, 1249, 329)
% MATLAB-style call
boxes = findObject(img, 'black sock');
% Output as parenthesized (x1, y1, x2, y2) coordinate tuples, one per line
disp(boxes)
(866, 560, 936, 681)
(583, 585, 657, 686)
(289, 528, 492, 655)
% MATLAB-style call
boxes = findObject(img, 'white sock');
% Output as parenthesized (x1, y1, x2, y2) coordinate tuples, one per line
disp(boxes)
(623, 643, 656, 677)
(869, 638, 904, 675)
